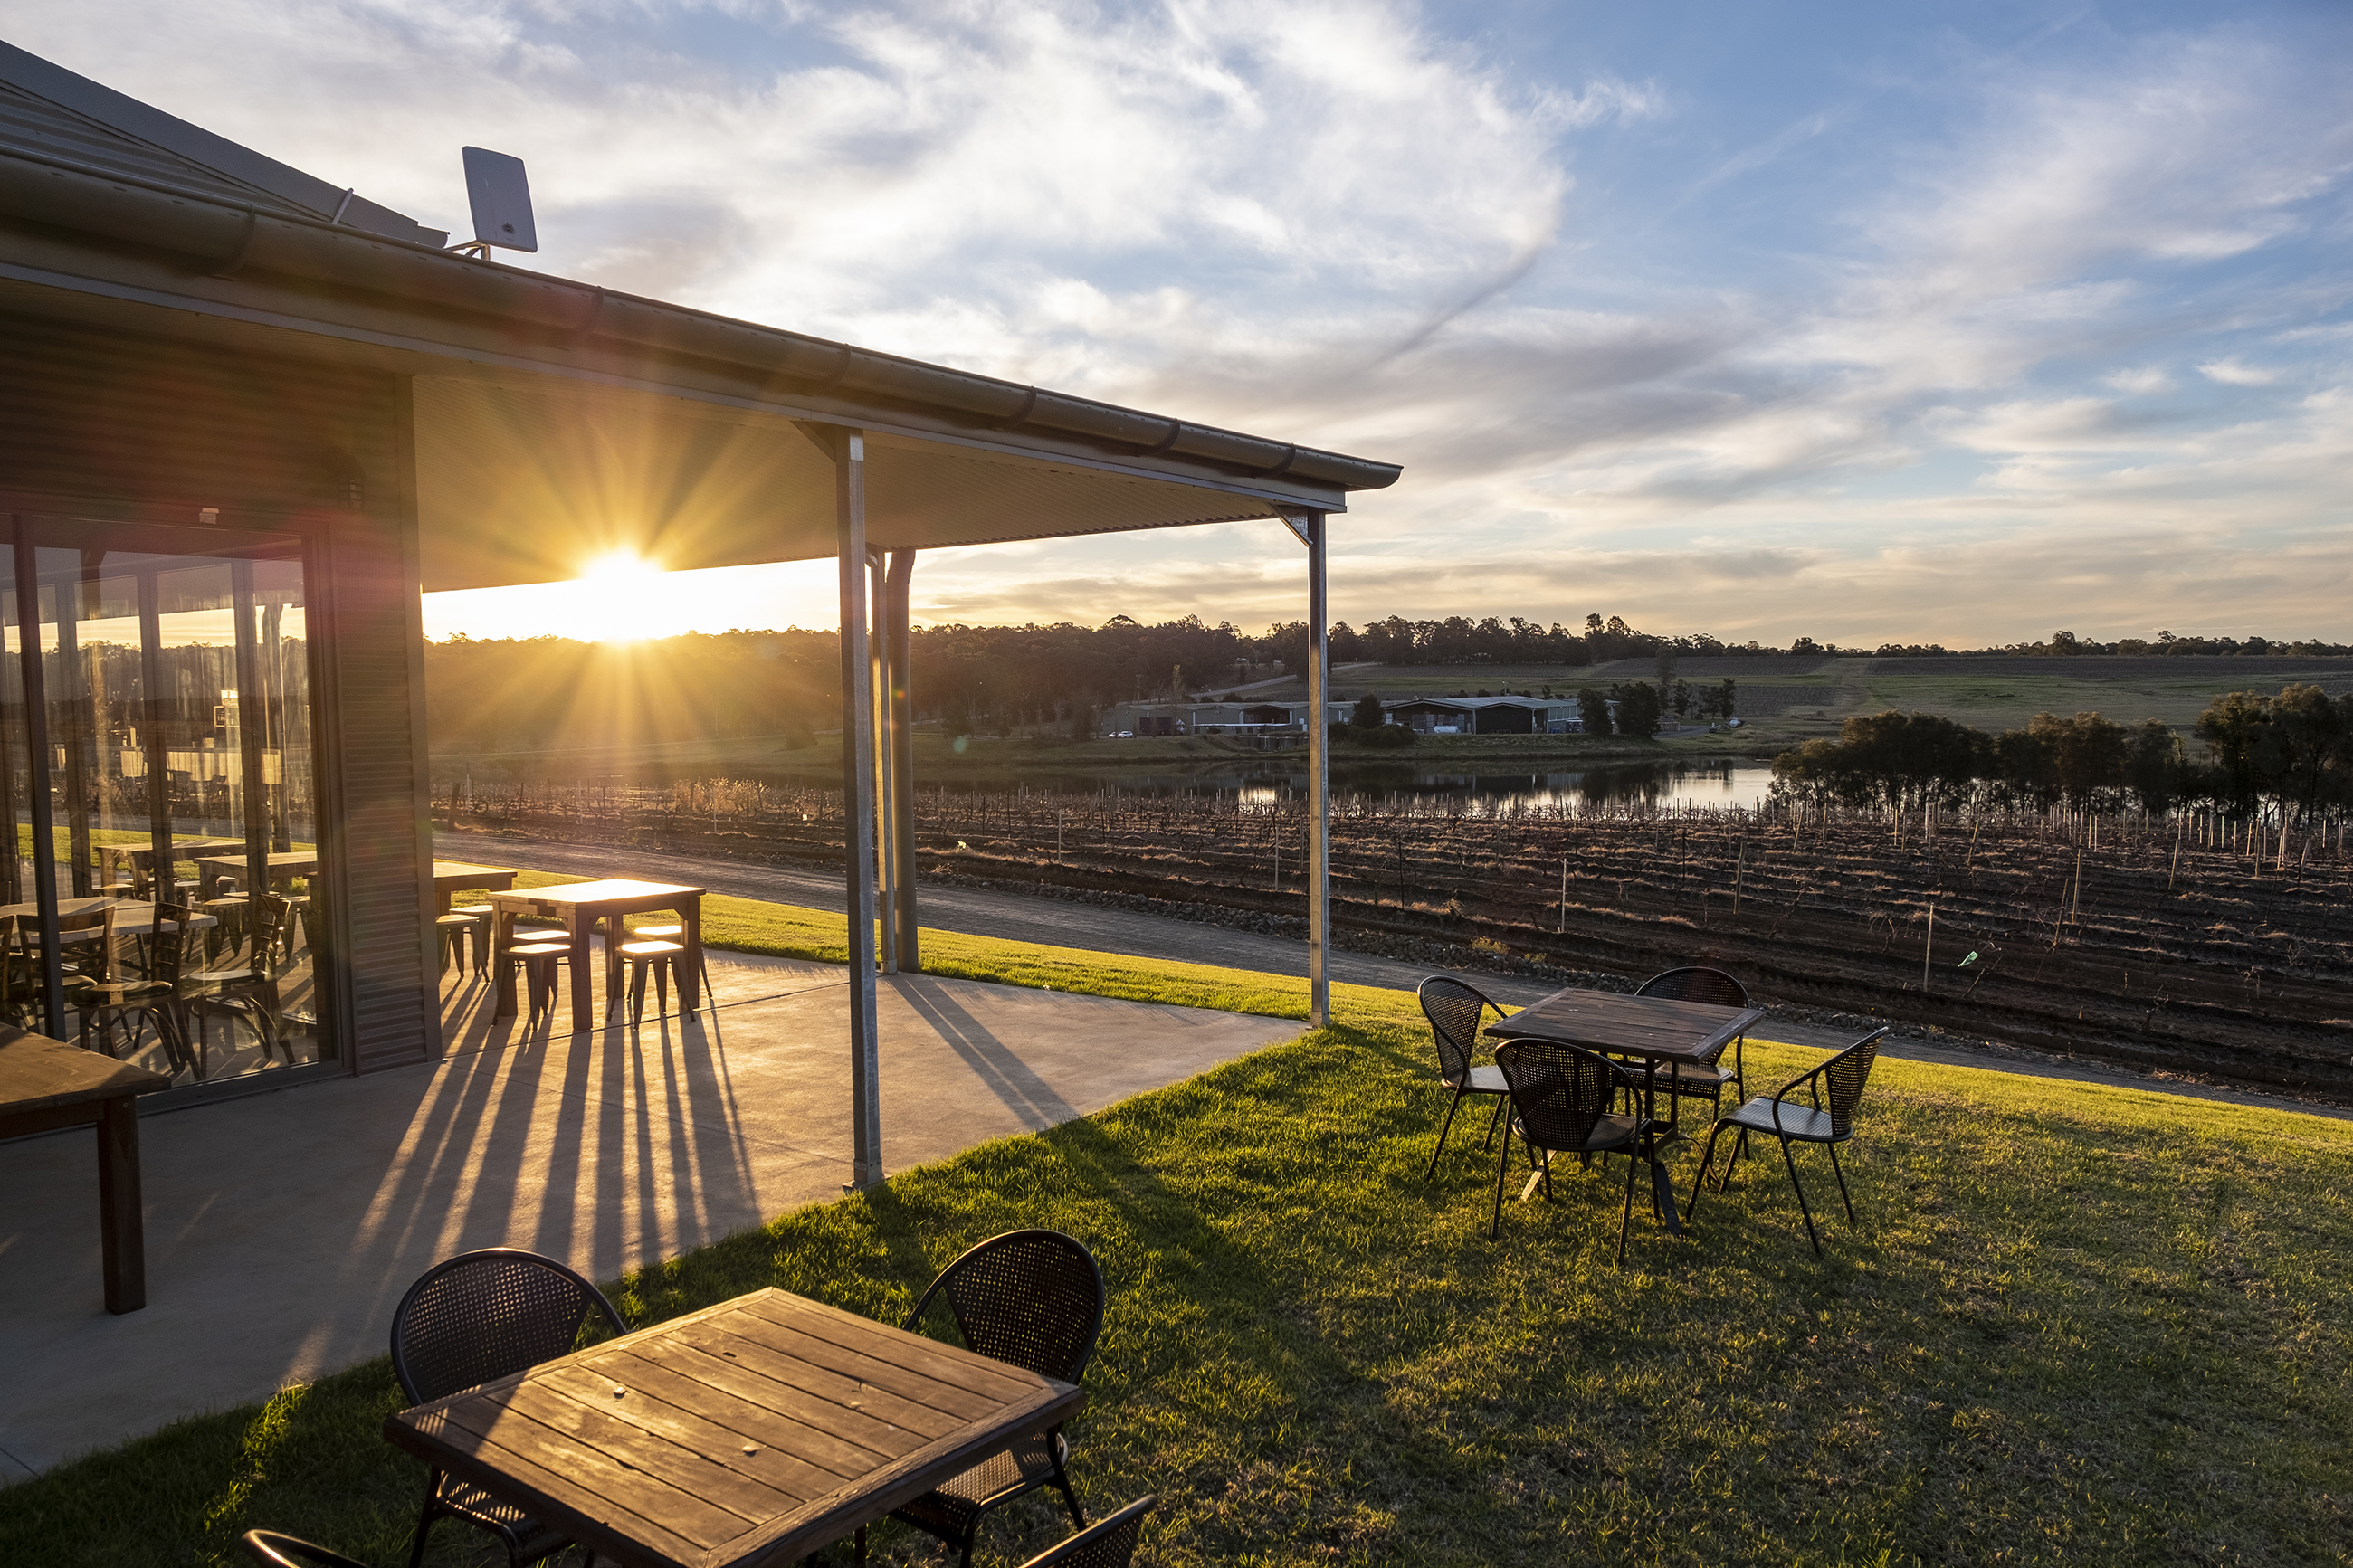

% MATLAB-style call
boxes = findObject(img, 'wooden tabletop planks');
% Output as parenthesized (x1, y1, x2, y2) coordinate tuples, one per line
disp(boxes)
(0, 1027, 172, 1115)
(385, 1288, 1084, 1568)
(1487, 987, 1767, 1065)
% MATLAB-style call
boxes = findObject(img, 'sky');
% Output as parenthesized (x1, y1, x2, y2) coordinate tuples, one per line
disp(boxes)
(15, 2, 2353, 648)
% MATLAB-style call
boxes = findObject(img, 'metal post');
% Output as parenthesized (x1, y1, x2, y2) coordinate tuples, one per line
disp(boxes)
(1287, 509, 1331, 1029)
(868, 549, 895, 974)
(886, 550, 919, 969)
(231, 559, 269, 908)
(834, 429, 883, 1190)
(13, 524, 65, 1039)
(137, 572, 170, 891)
(55, 555, 90, 898)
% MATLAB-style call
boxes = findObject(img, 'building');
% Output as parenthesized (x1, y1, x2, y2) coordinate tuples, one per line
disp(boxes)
(1383, 696, 1580, 735)
(0, 42, 1398, 1168)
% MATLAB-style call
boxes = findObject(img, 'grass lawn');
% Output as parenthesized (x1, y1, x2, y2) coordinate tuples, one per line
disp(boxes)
(7, 903, 2353, 1564)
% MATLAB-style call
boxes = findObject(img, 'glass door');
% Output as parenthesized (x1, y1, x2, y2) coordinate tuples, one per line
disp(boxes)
(3, 518, 334, 1086)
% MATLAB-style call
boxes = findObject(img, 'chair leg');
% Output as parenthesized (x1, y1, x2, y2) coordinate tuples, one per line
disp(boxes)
(1779, 1136, 1823, 1255)
(1720, 1126, 1750, 1192)
(1691, 1121, 1731, 1218)
(1826, 1140, 1858, 1226)
(1481, 1092, 1505, 1149)
(407, 1480, 441, 1568)
(1616, 1142, 1639, 1266)
(1490, 1121, 1512, 1240)
(1049, 1433, 1086, 1528)
(1424, 1085, 1466, 1181)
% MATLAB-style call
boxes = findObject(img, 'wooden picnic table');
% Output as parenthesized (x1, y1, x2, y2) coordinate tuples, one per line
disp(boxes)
(383, 1288, 1084, 1568)
(0, 896, 217, 938)
(488, 879, 707, 1033)
(0, 1026, 172, 1313)
(1485, 986, 1766, 1234)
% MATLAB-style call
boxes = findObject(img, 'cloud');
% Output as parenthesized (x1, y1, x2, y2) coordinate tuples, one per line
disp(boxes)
(2103, 366, 2174, 394)
(14, 4, 2350, 645)
(2198, 357, 2279, 385)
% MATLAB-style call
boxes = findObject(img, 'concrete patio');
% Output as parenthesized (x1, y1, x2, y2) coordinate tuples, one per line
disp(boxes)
(0, 946, 1297, 1479)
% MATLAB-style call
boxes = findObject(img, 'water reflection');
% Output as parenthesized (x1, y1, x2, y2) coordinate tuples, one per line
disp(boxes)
(924, 758, 1777, 813)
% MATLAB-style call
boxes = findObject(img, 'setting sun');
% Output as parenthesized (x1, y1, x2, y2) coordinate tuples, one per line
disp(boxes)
(576, 551, 664, 640)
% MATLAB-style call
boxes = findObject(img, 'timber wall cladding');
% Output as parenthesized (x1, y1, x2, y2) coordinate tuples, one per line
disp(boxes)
(0, 314, 388, 517)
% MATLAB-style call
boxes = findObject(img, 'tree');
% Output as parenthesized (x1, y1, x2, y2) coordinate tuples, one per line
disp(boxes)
(1577, 687, 1613, 736)
(2026, 711, 2127, 807)
(1350, 691, 1386, 731)
(2123, 718, 2184, 813)
(1672, 678, 1692, 718)
(1614, 680, 1661, 739)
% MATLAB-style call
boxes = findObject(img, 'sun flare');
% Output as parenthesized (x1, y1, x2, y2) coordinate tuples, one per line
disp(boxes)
(575, 551, 666, 641)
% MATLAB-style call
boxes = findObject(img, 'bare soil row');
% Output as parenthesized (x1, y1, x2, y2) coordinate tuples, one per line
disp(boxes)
(447, 785, 2353, 1096)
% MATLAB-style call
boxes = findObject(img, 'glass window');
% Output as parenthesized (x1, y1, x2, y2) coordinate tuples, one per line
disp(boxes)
(2, 519, 333, 1086)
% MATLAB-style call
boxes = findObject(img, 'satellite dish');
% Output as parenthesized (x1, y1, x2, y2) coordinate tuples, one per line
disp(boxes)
(455, 147, 537, 255)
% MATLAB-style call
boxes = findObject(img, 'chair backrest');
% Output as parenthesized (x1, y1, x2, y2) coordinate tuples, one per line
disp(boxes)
(148, 904, 198, 986)
(238, 1531, 368, 1568)
(1634, 965, 1748, 1010)
(905, 1229, 1105, 1386)
(389, 1248, 628, 1404)
(256, 893, 296, 973)
(55, 902, 119, 980)
(1816, 1028, 1886, 1136)
(1493, 1039, 1634, 1153)
(1015, 1495, 1157, 1568)
(1416, 975, 1500, 1081)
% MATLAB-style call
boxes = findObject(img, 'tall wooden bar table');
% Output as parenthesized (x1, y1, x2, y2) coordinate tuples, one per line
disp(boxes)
(487, 879, 707, 1032)
(384, 1288, 1084, 1568)
(1486, 987, 1765, 1234)
(0, 1027, 172, 1313)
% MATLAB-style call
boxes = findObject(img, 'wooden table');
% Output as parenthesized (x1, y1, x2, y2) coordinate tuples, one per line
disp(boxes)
(0, 1026, 173, 1313)
(383, 1288, 1083, 1568)
(0, 897, 218, 942)
(1486, 987, 1766, 1234)
(432, 860, 519, 913)
(195, 850, 327, 899)
(488, 879, 707, 1032)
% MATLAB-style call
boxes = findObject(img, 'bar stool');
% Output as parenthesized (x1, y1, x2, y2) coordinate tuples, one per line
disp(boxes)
(445, 904, 495, 974)
(612, 940, 686, 1023)
(627, 922, 711, 1006)
(435, 912, 488, 975)
(504, 942, 573, 1022)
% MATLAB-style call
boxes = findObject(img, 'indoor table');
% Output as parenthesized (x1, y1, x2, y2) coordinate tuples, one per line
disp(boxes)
(383, 1287, 1084, 1568)
(487, 879, 707, 1032)
(0, 1026, 172, 1312)
(1486, 986, 1766, 1234)
(195, 850, 320, 898)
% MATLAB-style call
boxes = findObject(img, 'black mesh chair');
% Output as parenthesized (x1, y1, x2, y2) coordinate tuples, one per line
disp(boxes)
(389, 1249, 629, 1568)
(1691, 1027, 1888, 1254)
(1015, 1495, 1157, 1568)
(1631, 965, 1752, 1124)
(891, 1230, 1107, 1568)
(1416, 975, 1513, 1180)
(238, 1532, 367, 1568)
(1491, 1039, 1648, 1260)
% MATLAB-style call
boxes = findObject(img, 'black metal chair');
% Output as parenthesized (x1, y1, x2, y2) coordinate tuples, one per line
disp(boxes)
(1416, 975, 1513, 1180)
(1015, 1495, 1157, 1568)
(1691, 1027, 1888, 1254)
(238, 1531, 367, 1568)
(1631, 965, 1751, 1124)
(389, 1248, 629, 1568)
(890, 1230, 1107, 1568)
(1491, 1039, 1649, 1260)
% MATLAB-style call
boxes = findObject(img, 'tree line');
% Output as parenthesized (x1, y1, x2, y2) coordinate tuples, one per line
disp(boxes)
(1770, 686, 2353, 822)
(424, 613, 2353, 755)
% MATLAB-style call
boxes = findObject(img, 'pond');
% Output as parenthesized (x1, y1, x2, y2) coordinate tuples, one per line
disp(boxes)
(924, 758, 1780, 813)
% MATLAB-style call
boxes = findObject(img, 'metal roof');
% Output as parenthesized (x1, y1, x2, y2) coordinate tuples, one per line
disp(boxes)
(0, 43, 1400, 590)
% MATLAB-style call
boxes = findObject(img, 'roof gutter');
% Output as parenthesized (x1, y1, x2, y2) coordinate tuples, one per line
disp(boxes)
(0, 149, 1402, 494)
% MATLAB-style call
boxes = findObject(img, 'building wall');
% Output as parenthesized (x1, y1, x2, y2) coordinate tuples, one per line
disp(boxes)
(0, 313, 438, 1073)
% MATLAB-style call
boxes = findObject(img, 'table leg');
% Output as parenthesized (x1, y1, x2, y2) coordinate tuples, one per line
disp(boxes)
(679, 899, 703, 1016)
(96, 1094, 146, 1314)
(1642, 1068, 1683, 1236)
(570, 910, 595, 1035)
(492, 908, 518, 1020)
